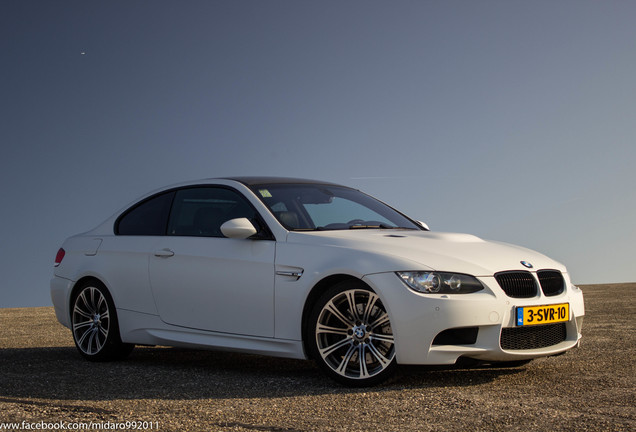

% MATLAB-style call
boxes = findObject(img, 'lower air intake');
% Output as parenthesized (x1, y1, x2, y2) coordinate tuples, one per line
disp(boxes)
(500, 323, 567, 350)
(432, 327, 479, 346)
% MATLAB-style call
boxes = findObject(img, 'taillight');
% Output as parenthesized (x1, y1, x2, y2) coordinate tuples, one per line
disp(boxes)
(54, 248, 65, 267)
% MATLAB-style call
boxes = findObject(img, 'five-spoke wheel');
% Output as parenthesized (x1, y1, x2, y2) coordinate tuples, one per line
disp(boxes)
(309, 282, 397, 386)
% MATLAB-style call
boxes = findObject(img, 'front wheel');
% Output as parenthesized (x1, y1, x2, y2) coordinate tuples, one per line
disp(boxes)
(71, 280, 134, 361)
(308, 281, 397, 386)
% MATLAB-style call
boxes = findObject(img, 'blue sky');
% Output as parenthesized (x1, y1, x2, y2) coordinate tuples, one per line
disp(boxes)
(1, 1, 635, 307)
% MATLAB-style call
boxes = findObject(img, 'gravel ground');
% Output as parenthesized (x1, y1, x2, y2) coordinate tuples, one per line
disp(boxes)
(1, 283, 634, 431)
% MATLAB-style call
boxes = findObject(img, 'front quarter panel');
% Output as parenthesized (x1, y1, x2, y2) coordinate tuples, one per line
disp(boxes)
(273, 239, 429, 341)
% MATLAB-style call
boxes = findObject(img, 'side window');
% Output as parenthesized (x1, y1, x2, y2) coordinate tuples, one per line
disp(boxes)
(116, 191, 175, 235)
(168, 187, 258, 237)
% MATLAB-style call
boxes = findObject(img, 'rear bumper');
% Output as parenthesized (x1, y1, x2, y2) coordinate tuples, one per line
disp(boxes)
(50, 275, 73, 329)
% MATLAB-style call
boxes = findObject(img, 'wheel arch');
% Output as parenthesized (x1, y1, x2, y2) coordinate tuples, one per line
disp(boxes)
(68, 276, 114, 324)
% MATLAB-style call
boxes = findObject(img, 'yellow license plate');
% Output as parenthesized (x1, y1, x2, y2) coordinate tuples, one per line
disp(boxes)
(516, 303, 569, 326)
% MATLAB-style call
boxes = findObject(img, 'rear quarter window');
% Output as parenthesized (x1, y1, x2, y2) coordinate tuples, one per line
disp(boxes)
(115, 191, 175, 235)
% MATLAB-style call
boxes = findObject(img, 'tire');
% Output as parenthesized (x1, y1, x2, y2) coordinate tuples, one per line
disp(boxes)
(71, 280, 134, 361)
(308, 281, 397, 386)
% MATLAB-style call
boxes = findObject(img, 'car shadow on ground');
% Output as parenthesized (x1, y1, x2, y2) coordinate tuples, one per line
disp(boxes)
(0, 345, 526, 402)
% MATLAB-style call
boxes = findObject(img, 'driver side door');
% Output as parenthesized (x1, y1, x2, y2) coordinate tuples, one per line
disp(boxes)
(148, 186, 276, 337)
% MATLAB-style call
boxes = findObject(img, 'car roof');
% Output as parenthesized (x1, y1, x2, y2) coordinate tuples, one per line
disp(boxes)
(220, 176, 344, 187)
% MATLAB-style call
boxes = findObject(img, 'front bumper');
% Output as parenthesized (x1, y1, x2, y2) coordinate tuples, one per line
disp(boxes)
(362, 272, 585, 365)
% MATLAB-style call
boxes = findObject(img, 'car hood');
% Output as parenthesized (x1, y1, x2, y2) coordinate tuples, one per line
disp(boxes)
(285, 230, 566, 276)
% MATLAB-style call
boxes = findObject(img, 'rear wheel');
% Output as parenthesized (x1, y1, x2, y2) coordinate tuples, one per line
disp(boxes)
(71, 280, 134, 361)
(308, 281, 397, 386)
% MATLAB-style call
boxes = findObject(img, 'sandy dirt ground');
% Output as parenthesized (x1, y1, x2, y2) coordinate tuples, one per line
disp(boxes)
(0, 283, 634, 431)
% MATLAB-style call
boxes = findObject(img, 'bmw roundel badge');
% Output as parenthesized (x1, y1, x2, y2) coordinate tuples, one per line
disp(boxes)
(521, 261, 533, 268)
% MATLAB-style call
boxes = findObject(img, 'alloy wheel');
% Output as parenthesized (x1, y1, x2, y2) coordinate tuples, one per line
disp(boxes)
(72, 286, 110, 355)
(315, 288, 396, 383)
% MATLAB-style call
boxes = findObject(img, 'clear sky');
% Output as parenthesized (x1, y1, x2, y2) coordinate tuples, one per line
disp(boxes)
(1, 1, 635, 307)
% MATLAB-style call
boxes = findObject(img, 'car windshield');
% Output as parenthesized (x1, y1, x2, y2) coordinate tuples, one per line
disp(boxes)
(250, 183, 421, 231)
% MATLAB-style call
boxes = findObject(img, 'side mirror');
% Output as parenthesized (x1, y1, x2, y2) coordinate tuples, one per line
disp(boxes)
(220, 218, 258, 239)
(416, 220, 430, 231)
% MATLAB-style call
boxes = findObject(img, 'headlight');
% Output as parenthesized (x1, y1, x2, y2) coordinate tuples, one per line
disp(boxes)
(396, 271, 484, 294)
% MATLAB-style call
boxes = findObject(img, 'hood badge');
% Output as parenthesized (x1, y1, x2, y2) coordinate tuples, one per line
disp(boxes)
(521, 261, 533, 269)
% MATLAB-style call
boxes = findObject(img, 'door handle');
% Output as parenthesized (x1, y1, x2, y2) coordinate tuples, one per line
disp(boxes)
(154, 248, 175, 257)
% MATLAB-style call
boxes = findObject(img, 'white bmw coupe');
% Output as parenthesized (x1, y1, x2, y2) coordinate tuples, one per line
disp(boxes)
(51, 177, 584, 386)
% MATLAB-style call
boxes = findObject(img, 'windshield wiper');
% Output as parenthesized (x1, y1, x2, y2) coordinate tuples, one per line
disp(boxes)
(349, 224, 397, 229)
(313, 224, 418, 231)
(349, 224, 415, 230)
